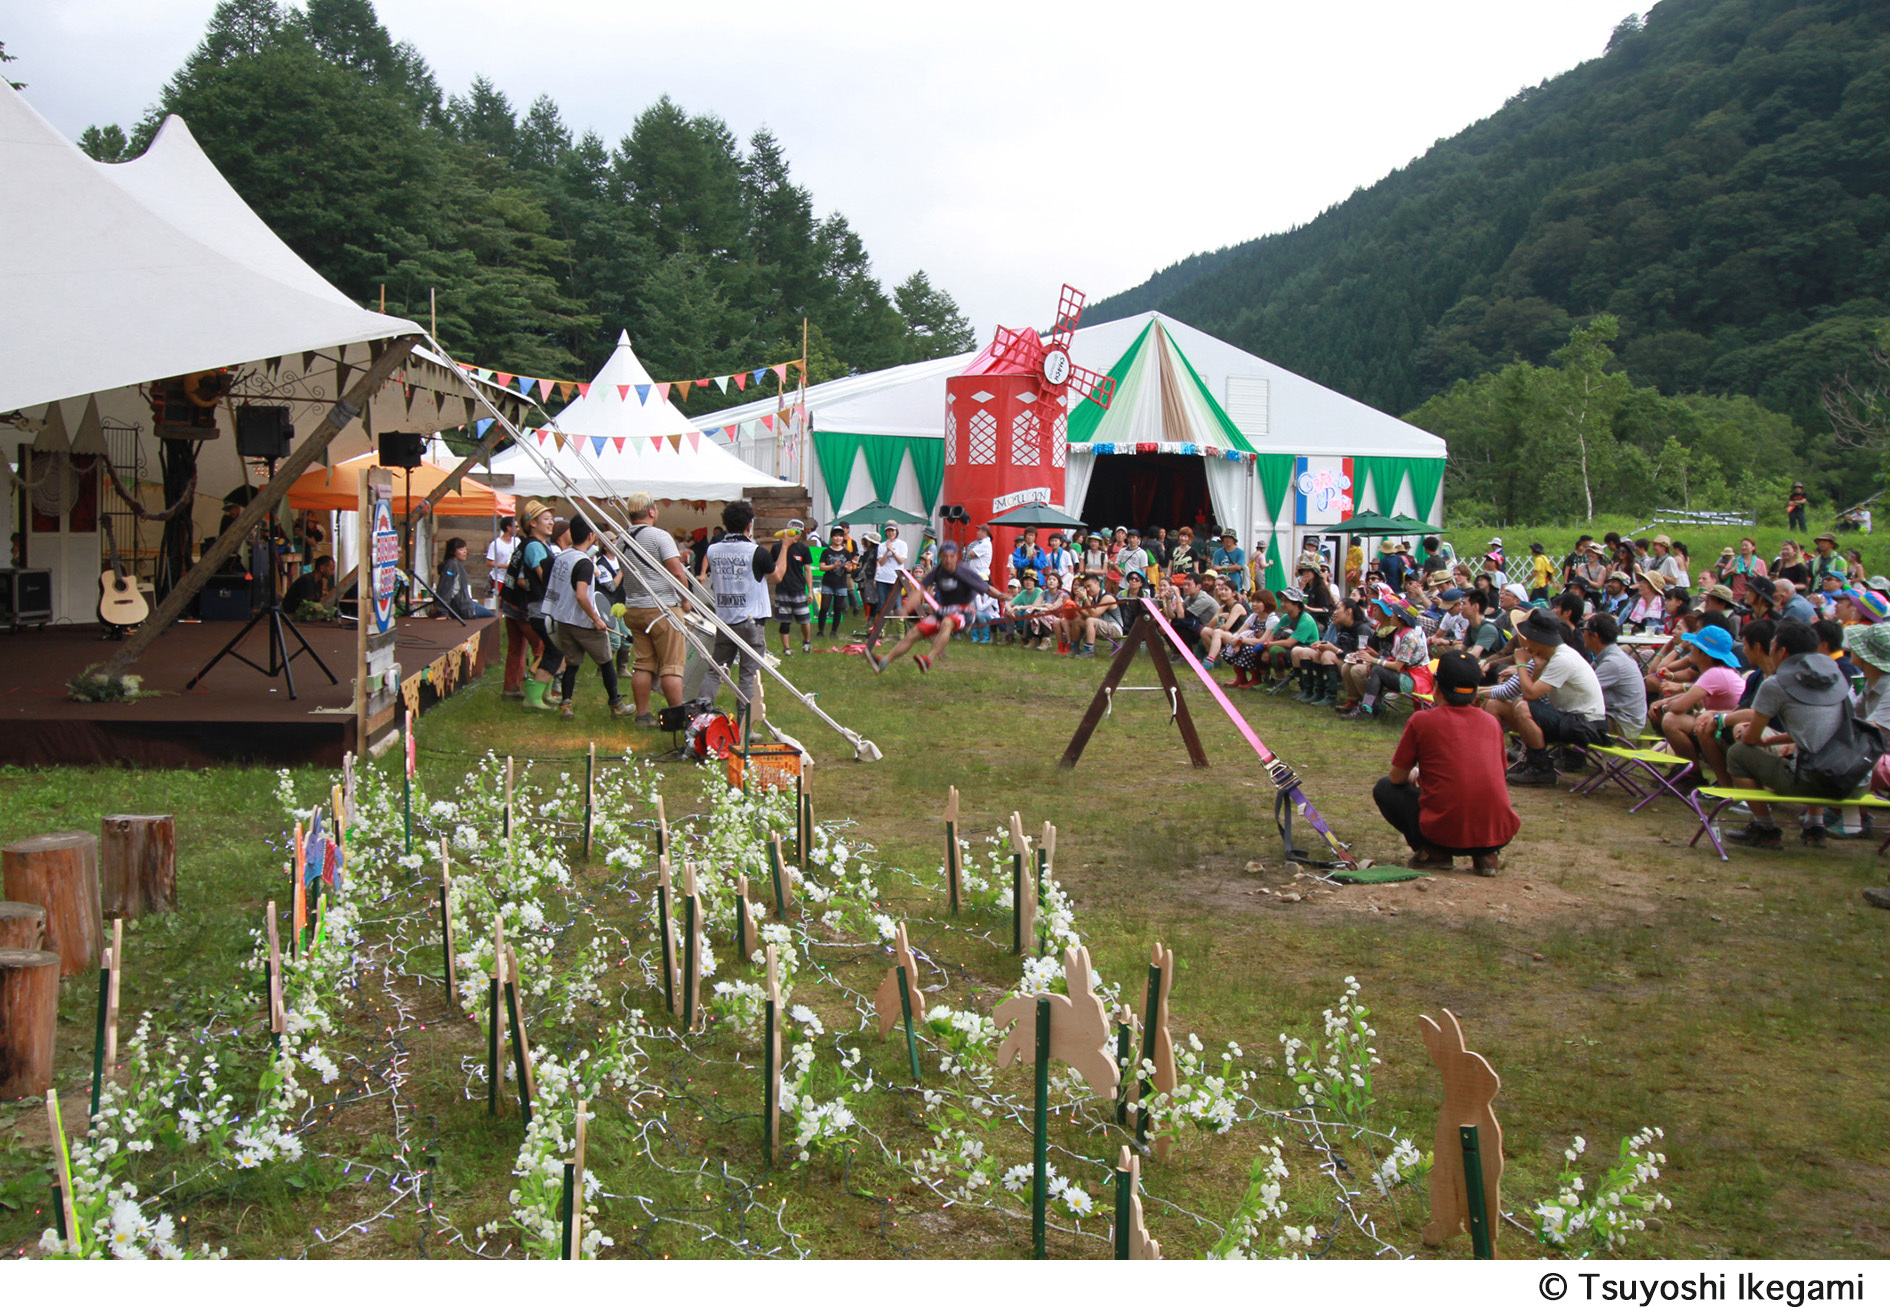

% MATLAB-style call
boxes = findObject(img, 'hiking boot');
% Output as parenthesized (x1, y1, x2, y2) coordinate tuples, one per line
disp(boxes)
(1340, 703, 1372, 720)
(1862, 886, 1890, 910)
(780, 644, 792, 657)
(635, 712, 659, 728)
(915, 654, 932, 674)
(1724, 820, 1783, 850)
(1507, 751, 1556, 786)
(558, 700, 576, 720)
(1800, 824, 1827, 848)
(1406, 846, 1453, 869)
(1472, 853, 1502, 876)
(1557, 746, 1589, 772)
(610, 699, 635, 718)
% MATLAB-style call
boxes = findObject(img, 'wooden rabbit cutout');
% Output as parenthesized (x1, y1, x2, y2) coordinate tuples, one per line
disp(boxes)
(993, 945, 1119, 1097)
(1419, 1008, 1503, 1255)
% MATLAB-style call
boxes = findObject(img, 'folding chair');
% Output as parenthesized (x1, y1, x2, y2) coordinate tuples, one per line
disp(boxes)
(1576, 746, 1704, 820)
(1689, 787, 1890, 861)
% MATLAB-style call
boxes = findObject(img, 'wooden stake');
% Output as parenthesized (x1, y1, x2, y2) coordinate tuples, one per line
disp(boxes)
(88, 943, 111, 1118)
(1419, 1009, 1503, 1256)
(264, 902, 285, 1049)
(654, 794, 669, 859)
(944, 786, 962, 915)
(734, 873, 755, 964)
(333, 783, 348, 845)
(1133, 942, 1178, 1160)
(438, 838, 459, 1011)
(504, 756, 515, 862)
(46, 1090, 80, 1254)
(994, 946, 1119, 1098)
(1009, 813, 1035, 956)
(1114, 1146, 1160, 1259)
(873, 923, 923, 1083)
(1032, 994, 1050, 1260)
(565, 1098, 588, 1259)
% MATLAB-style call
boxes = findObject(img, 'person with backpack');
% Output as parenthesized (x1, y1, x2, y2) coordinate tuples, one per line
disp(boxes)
(543, 516, 633, 720)
(693, 499, 791, 733)
(499, 500, 565, 710)
(1724, 619, 1886, 849)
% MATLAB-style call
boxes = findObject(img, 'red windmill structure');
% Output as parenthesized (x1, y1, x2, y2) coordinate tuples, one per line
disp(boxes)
(942, 285, 1115, 585)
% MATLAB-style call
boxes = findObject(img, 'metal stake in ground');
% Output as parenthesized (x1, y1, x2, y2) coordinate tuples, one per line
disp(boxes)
(503, 943, 538, 1126)
(943, 786, 962, 915)
(487, 918, 505, 1116)
(767, 834, 794, 918)
(264, 902, 284, 1053)
(582, 742, 595, 860)
(1113, 1145, 1160, 1259)
(401, 710, 412, 856)
(1113, 1005, 1134, 1126)
(562, 1098, 588, 1259)
(438, 838, 459, 1011)
(1037, 821, 1056, 956)
(655, 794, 669, 860)
(762, 944, 782, 1167)
(1009, 813, 1035, 956)
(679, 863, 703, 1031)
(1032, 994, 1051, 1258)
(655, 857, 678, 1017)
(88, 923, 119, 1118)
(504, 756, 515, 864)
(46, 1090, 80, 1254)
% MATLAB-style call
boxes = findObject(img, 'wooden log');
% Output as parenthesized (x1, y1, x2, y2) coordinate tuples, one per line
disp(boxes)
(3, 832, 101, 976)
(100, 815, 177, 920)
(0, 948, 61, 1099)
(0, 902, 45, 951)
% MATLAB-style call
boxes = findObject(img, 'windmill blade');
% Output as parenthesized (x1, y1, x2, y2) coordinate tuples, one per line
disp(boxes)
(990, 323, 1045, 371)
(1069, 361, 1115, 409)
(1051, 284, 1086, 348)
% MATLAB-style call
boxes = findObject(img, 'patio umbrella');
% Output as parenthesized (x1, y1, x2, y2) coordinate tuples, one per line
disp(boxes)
(1332, 511, 1407, 536)
(987, 502, 1087, 529)
(835, 500, 928, 527)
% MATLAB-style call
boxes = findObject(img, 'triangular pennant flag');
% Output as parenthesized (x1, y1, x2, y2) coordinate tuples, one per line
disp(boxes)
(537, 378, 555, 401)
(761, 413, 775, 432)
(772, 364, 788, 383)
(557, 381, 574, 403)
(554, 432, 566, 451)
(696, 378, 712, 389)
(591, 437, 606, 456)
(475, 418, 495, 439)
(686, 431, 700, 451)
(654, 383, 670, 403)
(302, 351, 318, 374)
(635, 384, 650, 405)
(666, 432, 682, 451)
(403, 383, 416, 414)
(577, 383, 590, 399)
(612, 437, 625, 452)
(495, 373, 514, 388)
(649, 436, 664, 451)
(732, 372, 748, 391)
(715, 375, 730, 394)
(265, 356, 281, 375)
(754, 368, 770, 387)
(463, 396, 477, 426)
(535, 429, 548, 445)
(617, 385, 631, 401)
(674, 380, 691, 400)
(517, 376, 536, 397)
(703, 427, 721, 440)
(335, 357, 354, 394)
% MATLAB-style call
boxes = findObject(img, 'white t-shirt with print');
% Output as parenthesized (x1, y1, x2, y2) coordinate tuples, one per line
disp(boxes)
(1537, 643, 1607, 721)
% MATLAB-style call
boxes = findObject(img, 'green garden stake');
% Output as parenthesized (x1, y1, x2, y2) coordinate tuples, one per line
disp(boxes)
(656, 863, 676, 1016)
(1135, 963, 1162, 1152)
(560, 1160, 576, 1259)
(88, 957, 110, 1119)
(486, 973, 501, 1116)
(681, 886, 700, 1031)
(504, 969, 534, 1127)
(1461, 1124, 1493, 1260)
(897, 964, 922, 1084)
(1032, 994, 1051, 1260)
(1114, 1015, 1134, 1126)
(768, 835, 792, 918)
(1011, 852, 1023, 955)
(1114, 1149, 1133, 1260)
(582, 742, 594, 860)
(762, 990, 778, 1164)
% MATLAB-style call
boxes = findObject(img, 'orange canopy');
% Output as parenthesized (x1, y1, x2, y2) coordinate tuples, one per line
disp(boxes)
(284, 452, 515, 516)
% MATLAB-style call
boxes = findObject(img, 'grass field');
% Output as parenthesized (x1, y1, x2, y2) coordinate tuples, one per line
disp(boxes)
(1, 629, 1885, 1260)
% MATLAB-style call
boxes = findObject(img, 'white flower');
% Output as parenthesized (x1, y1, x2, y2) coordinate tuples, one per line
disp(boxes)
(1063, 1185, 1093, 1217)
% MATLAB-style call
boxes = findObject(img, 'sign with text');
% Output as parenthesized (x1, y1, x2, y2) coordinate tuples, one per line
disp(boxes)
(370, 495, 398, 634)
(357, 468, 399, 758)
(991, 485, 1052, 514)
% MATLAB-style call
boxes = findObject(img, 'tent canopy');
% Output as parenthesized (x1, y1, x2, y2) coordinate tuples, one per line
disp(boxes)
(286, 451, 514, 516)
(835, 500, 928, 527)
(486, 332, 786, 501)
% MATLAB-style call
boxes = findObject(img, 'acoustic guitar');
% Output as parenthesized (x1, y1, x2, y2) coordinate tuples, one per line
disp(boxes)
(98, 517, 150, 633)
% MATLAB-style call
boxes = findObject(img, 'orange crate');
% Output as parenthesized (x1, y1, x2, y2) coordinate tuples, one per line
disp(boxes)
(728, 744, 802, 792)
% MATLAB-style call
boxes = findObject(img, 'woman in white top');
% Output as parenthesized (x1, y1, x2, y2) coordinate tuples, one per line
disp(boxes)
(485, 515, 518, 601)
(872, 524, 909, 620)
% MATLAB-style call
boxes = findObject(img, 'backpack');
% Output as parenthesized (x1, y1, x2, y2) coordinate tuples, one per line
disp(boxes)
(503, 539, 547, 610)
(1792, 712, 1886, 800)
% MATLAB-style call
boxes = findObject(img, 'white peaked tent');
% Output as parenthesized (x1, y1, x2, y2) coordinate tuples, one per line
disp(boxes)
(487, 332, 788, 501)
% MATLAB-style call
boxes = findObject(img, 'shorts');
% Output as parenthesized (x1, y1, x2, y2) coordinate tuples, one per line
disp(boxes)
(1727, 741, 1798, 795)
(555, 619, 612, 667)
(1096, 616, 1124, 639)
(1527, 696, 1605, 746)
(916, 604, 971, 637)
(774, 589, 810, 622)
(622, 604, 687, 679)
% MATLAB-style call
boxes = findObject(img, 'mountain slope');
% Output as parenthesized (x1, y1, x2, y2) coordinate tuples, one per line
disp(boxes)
(1090, 0, 1890, 431)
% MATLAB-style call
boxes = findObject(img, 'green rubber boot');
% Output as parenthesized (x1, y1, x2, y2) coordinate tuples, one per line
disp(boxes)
(523, 679, 555, 712)
(1318, 665, 1341, 707)
(1295, 666, 1318, 702)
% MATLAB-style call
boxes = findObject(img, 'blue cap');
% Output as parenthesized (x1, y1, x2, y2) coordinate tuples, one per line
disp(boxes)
(1440, 587, 1466, 601)
(1681, 625, 1743, 668)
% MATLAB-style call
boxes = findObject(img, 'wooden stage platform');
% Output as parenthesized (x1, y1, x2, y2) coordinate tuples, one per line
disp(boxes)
(0, 615, 500, 769)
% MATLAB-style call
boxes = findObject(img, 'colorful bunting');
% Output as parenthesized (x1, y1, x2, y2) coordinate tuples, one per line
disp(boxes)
(666, 432, 682, 451)
(591, 437, 606, 456)
(732, 372, 748, 391)
(635, 384, 651, 405)
(655, 383, 671, 403)
(649, 436, 663, 451)
(577, 383, 590, 399)
(761, 413, 775, 433)
(772, 364, 788, 384)
(754, 369, 770, 387)
(612, 437, 626, 453)
(496, 372, 514, 388)
(618, 385, 632, 401)
(555, 380, 573, 402)
(537, 378, 555, 401)
(715, 376, 730, 394)
(686, 431, 700, 451)
(475, 418, 495, 438)
(674, 379, 692, 400)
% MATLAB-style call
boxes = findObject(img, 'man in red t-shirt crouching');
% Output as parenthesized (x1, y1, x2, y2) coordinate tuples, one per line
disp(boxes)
(1373, 650, 1521, 875)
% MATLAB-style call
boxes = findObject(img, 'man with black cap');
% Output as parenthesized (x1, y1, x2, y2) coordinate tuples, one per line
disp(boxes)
(771, 519, 813, 656)
(1488, 607, 1609, 785)
(1725, 620, 1880, 848)
(1374, 650, 1520, 874)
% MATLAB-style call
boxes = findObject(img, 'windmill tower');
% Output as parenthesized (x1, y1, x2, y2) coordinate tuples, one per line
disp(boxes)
(942, 285, 1114, 584)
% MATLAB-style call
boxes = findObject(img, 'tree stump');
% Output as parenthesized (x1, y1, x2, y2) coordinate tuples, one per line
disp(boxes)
(0, 948, 61, 1100)
(100, 815, 177, 920)
(0, 902, 45, 951)
(3, 832, 101, 976)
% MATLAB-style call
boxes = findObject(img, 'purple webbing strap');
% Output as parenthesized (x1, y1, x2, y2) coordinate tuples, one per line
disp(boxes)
(1136, 600, 1354, 867)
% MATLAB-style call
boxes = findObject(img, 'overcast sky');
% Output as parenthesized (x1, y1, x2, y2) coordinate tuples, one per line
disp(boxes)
(8, 0, 1634, 336)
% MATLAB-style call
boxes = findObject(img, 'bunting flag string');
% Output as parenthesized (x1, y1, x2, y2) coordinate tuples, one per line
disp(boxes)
(458, 358, 806, 405)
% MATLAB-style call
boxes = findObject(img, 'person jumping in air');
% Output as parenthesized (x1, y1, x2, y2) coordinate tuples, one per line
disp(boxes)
(867, 540, 991, 674)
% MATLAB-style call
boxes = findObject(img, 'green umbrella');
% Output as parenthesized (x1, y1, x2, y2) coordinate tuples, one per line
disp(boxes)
(836, 500, 928, 527)
(987, 502, 1087, 529)
(1388, 515, 1437, 536)
(1334, 511, 1407, 536)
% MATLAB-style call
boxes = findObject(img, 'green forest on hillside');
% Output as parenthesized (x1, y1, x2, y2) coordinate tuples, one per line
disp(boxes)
(1094, 0, 1890, 515)
(60, 0, 975, 412)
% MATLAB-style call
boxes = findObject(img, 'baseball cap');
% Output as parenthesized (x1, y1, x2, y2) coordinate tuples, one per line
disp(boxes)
(1279, 586, 1306, 603)
(1435, 650, 1481, 704)
(1440, 587, 1466, 601)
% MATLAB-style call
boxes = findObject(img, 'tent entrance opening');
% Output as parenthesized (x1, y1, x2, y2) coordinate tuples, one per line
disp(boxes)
(1077, 454, 1214, 534)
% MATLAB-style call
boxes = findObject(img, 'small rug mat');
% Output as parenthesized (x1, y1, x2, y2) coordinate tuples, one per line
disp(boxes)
(1330, 865, 1428, 885)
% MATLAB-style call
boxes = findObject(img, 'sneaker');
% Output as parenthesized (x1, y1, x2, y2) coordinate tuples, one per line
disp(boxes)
(1800, 824, 1827, 848)
(1406, 847, 1453, 869)
(1724, 820, 1783, 850)
(635, 712, 659, 728)
(915, 654, 932, 674)
(501, 688, 525, 700)
(610, 700, 635, 718)
(781, 645, 792, 657)
(802, 641, 811, 654)
(1862, 886, 1890, 910)
(1075, 643, 1095, 658)
(558, 700, 576, 720)
(865, 651, 884, 674)
(1471, 853, 1502, 876)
